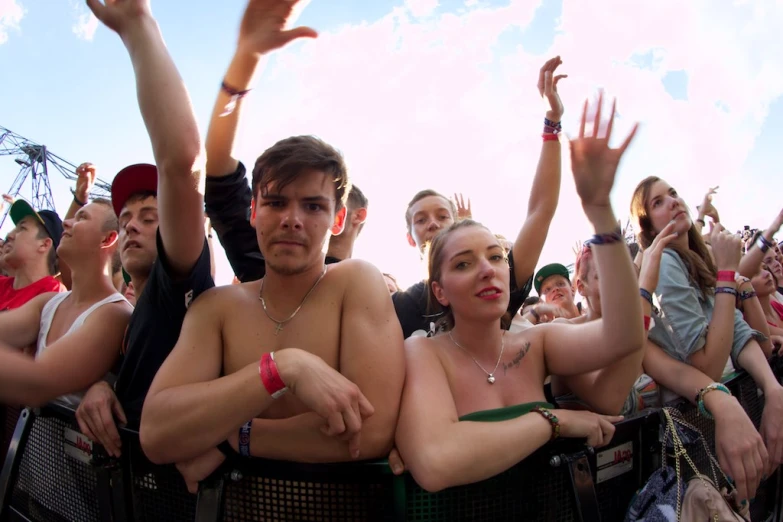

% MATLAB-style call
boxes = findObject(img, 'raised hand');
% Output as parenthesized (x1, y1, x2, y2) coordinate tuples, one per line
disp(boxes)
(537, 56, 567, 121)
(237, 0, 317, 57)
(86, 0, 151, 36)
(710, 223, 742, 271)
(569, 92, 638, 210)
(74, 163, 97, 203)
(639, 221, 678, 292)
(453, 193, 472, 220)
(698, 186, 719, 222)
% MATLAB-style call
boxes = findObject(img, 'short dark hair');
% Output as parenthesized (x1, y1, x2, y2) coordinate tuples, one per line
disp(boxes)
(251, 136, 350, 212)
(347, 184, 368, 211)
(405, 189, 456, 234)
(123, 190, 157, 211)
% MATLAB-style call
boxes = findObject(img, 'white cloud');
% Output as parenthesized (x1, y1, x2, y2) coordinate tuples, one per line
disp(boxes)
(70, 1, 98, 41)
(224, 0, 783, 288)
(405, 0, 439, 18)
(0, 0, 24, 45)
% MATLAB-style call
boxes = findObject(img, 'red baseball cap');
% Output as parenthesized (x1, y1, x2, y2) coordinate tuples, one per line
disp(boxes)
(111, 163, 158, 216)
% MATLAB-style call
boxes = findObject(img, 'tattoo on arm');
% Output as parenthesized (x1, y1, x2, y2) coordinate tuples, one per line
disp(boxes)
(503, 342, 531, 375)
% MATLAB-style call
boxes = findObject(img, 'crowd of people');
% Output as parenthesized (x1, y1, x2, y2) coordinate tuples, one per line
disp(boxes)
(1, 0, 782, 514)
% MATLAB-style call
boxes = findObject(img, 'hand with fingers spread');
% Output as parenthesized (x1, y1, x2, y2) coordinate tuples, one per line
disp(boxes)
(85, 0, 152, 36)
(74, 163, 97, 204)
(697, 186, 720, 223)
(570, 92, 638, 210)
(710, 224, 742, 272)
(538, 56, 567, 122)
(708, 391, 767, 504)
(555, 410, 622, 448)
(639, 220, 679, 293)
(453, 193, 472, 220)
(237, 0, 317, 57)
(75, 381, 127, 458)
(275, 348, 375, 459)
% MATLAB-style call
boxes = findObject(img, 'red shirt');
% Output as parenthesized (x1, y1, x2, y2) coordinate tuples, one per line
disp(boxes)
(0, 275, 65, 311)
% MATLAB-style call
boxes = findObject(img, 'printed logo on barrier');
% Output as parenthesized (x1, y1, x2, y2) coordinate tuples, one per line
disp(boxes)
(596, 440, 633, 484)
(63, 426, 93, 465)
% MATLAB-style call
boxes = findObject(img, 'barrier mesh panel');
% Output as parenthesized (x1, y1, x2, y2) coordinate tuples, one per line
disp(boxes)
(404, 449, 574, 521)
(127, 437, 196, 522)
(222, 461, 397, 521)
(10, 413, 101, 522)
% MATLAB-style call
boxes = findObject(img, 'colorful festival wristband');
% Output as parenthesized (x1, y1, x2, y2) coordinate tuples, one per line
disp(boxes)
(716, 270, 736, 282)
(238, 420, 252, 457)
(259, 352, 288, 399)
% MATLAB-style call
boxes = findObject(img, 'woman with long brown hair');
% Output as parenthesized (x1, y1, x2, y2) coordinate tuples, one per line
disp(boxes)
(630, 176, 783, 479)
(395, 95, 643, 492)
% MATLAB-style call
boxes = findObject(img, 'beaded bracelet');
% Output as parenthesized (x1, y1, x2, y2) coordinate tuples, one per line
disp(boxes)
(544, 117, 562, 129)
(738, 290, 757, 302)
(696, 383, 731, 419)
(639, 288, 654, 307)
(591, 228, 623, 245)
(714, 287, 738, 298)
(532, 406, 560, 441)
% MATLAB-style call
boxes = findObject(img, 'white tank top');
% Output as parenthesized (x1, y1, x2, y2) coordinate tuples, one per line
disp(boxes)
(36, 291, 129, 408)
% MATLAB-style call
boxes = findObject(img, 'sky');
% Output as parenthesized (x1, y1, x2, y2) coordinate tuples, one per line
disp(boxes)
(1, 0, 782, 289)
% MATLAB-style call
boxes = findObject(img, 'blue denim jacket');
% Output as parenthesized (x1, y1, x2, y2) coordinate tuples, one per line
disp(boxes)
(647, 249, 762, 370)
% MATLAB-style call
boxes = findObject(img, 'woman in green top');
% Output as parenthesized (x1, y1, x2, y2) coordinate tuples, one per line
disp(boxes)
(395, 95, 643, 493)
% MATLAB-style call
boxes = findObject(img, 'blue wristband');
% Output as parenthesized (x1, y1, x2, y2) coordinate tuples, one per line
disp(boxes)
(239, 420, 252, 457)
(639, 288, 654, 306)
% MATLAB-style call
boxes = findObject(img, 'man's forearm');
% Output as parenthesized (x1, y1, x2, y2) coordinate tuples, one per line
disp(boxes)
(737, 343, 781, 394)
(206, 52, 265, 178)
(140, 364, 274, 464)
(122, 17, 201, 174)
(247, 412, 391, 463)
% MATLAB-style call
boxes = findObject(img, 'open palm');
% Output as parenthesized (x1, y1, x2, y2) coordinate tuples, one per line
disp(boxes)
(238, 0, 317, 56)
(570, 93, 638, 209)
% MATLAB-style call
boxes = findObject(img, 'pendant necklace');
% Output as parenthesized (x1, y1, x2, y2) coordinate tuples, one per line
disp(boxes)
(259, 265, 327, 335)
(448, 330, 505, 384)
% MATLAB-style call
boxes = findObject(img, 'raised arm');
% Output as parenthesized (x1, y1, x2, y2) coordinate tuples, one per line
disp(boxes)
(88, 0, 205, 276)
(541, 94, 643, 376)
(204, 0, 316, 282)
(554, 224, 678, 414)
(0, 293, 52, 350)
(0, 302, 130, 407)
(739, 209, 783, 278)
(243, 262, 404, 462)
(510, 57, 566, 284)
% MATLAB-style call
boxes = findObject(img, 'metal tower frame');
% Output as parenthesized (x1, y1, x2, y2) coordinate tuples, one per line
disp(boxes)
(0, 125, 112, 230)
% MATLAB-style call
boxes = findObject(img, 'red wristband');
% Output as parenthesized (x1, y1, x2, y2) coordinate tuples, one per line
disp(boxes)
(542, 133, 559, 142)
(259, 352, 288, 399)
(716, 270, 736, 282)
(643, 315, 652, 331)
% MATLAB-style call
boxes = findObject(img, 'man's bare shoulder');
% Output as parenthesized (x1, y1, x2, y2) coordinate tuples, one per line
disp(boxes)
(185, 282, 260, 314)
(329, 259, 386, 290)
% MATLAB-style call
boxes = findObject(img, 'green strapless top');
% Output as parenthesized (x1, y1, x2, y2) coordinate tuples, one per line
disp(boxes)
(458, 401, 555, 422)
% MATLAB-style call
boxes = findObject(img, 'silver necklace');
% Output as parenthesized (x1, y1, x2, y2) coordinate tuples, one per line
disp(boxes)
(448, 330, 505, 384)
(259, 265, 327, 335)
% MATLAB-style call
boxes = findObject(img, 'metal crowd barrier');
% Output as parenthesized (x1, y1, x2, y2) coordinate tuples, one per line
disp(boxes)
(1, 369, 782, 522)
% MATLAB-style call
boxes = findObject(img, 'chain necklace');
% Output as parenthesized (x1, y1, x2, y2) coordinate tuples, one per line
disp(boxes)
(259, 265, 327, 335)
(448, 330, 505, 384)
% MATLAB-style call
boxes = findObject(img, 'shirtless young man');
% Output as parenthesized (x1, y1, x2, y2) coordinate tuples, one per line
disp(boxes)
(0, 199, 132, 407)
(140, 0, 404, 488)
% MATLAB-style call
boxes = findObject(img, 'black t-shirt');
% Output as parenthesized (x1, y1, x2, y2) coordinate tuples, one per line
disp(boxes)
(392, 251, 533, 338)
(205, 162, 340, 283)
(114, 232, 214, 428)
